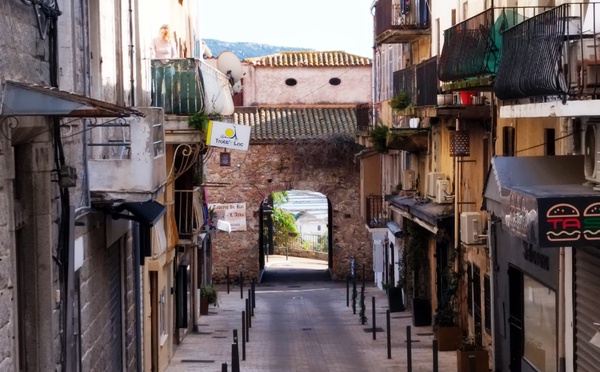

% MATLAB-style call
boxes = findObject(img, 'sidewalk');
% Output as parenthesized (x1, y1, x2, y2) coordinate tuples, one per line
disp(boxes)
(166, 257, 457, 372)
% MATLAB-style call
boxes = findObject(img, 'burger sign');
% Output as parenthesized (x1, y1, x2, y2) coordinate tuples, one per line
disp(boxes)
(538, 198, 600, 247)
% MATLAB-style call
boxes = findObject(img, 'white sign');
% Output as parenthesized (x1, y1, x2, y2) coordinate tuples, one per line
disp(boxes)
(206, 120, 251, 151)
(208, 202, 247, 231)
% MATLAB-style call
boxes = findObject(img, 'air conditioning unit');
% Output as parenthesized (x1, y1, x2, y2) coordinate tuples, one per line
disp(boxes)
(583, 123, 600, 185)
(427, 172, 445, 197)
(435, 179, 451, 204)
(401, 169, 415, 190)
(461, 212, 483, 245)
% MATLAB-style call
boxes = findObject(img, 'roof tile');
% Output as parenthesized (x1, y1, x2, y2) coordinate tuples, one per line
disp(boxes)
(243, 51, 371, 67)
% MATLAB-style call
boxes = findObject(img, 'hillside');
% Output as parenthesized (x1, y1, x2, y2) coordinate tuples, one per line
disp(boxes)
(204, 39, 311, 60)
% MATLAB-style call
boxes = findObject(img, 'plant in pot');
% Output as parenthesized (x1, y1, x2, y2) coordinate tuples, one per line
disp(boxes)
(433, 251, 462, 351)
(200, 283, 217, 315)
(405, 220, 431, 326)
(390, 90, 411, 111)
(456, 334, 489, 372)
(369, 124, 389, 153)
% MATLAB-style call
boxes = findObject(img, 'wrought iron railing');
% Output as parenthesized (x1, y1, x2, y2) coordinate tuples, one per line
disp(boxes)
(174, 187, 204, 238)
(366, 195, 388, 228)
(393, 65, 416, 107)
(374, 0, 430, 36)
(439, 6, 553, 82)
(356, 103, 374, 132)
(416, 57, 438, 106)
(495, 3, 600, 100)
(150, 58, 205, 115)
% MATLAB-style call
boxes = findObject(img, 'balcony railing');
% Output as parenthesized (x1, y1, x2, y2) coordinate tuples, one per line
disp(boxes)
(366, 195, 388, 228)
(393, 65, 416, 107)
(174, 187, 205, 238)
(374, 0, 430, 44)
(151, 58, 205, 116)
(393, 57, 437, 108)
(495, 3, 600, 100)
(356, 103, 374, 132)
(439, 6, 553, 82)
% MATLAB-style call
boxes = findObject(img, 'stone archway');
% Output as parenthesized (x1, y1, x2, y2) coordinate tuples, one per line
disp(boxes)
(204, 142, 372, 282)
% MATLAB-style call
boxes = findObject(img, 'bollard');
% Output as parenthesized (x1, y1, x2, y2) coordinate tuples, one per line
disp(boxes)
(346, 277, 349, 307)
(241, 313, 246, 360)
(222, 362, 228, 372)
(433, 339, 438, 372)
(362, 264, 365, 289)
(360, 287, 366, 325)
(372, 296, 376, 340)
(233, 329, 238, 344)
(469, 354, 476, 372)
(231, 342, 240, 372)
(240, 272, 244, 299)
(406, 325, 412, 372)
(251, 278, 256, 311)
(386, 310, 391, 359)
(227, 266, 230, 294)
(246, 298, 251, 328)
(352, 279, 357, 315)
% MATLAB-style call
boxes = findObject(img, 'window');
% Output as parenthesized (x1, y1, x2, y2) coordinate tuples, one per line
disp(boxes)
(545, 128, 555, 156)
(285, 78, 297, 86)
(329, 77, 341, 86)
(523, 275, 557, 371)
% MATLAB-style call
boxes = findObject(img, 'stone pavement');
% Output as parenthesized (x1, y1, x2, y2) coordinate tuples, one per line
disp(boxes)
(166, 256, 457, 372)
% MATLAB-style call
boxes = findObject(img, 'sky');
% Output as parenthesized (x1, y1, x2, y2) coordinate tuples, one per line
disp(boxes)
(199, 0, 374, 58)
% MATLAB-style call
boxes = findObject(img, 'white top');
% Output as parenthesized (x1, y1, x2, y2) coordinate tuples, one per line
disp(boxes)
(151, 37, 177, 59)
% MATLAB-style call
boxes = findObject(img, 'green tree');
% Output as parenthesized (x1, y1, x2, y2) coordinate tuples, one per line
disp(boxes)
(270, 191, 298, 248)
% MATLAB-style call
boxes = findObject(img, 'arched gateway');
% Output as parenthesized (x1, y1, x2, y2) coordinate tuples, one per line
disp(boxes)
(204, 107, 373, 282)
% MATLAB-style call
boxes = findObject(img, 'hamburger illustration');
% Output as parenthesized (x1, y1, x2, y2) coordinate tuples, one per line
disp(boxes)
(583, 202, 600, 240)
(546, 203, 581, 242)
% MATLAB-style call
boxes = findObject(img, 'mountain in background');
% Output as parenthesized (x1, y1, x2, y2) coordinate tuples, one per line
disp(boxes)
(204, 39, 312, 60)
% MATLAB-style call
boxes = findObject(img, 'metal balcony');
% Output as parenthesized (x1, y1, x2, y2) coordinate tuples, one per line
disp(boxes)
(174, 187, 205, 239)
(495, 3, 600, 100)
(439, 6, 553, 86)
(366, 195, 388, 228)
(374, 0, 430, 45)
(393, 57, 437, 108)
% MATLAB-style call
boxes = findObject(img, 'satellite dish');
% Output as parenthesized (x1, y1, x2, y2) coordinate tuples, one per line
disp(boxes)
(217, 51, 243, 84)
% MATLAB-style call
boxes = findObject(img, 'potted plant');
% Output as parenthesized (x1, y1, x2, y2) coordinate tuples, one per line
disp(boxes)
(383, 281, 404, 312)
(456, 335, 489, 372)
(433, 250, 462, 350)
(369, 124, 389, 153)
(200, 283, 217, 315)
(390, 90, 411, 111)
(404, 220, 431, 326)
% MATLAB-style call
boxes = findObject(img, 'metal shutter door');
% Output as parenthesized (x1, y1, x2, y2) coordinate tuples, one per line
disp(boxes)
(574, 246, 600, 371)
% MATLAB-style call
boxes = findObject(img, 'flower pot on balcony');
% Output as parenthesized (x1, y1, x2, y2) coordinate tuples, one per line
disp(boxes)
(200, 296, 209, 315)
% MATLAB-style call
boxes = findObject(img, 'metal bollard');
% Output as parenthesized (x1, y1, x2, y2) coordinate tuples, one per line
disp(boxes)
(240, 272, 244, 299)
(222, 362, 228, 372)
(346, 277, 350, 307)
(372, 296, 376, 340)
(227, 266, 230, 294)
(246, 298, 251, 328)
(241, 312, 246, 360)
(233, 329, 238, 344)
(386, 310, 391, 359)
(407, 325, 412, 372)
(251, 278, 256, 311)
(231, 342, 240, 372)
(433, 339, 438, 372)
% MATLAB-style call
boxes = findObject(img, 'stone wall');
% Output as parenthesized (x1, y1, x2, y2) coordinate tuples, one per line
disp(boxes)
(204, 142, 372, 281)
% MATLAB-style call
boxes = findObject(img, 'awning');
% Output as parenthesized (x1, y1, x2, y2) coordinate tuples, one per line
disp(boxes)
(111, 200, 166, 227)
(0, 80, 143, 117)
(483, 155, 600, 248)
(387, 221, 403, 237)
(387, 195, 454, 234)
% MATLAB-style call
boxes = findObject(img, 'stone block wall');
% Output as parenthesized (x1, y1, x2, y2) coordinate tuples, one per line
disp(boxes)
(205, 142, 373, 281)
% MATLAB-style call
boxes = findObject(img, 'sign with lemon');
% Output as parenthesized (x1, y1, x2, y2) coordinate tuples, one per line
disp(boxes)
(206, 120, 251, 151)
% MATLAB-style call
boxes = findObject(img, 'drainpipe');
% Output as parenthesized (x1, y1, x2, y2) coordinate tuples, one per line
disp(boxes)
(133, 222, 142, 372)
(128, 0, 135, 106)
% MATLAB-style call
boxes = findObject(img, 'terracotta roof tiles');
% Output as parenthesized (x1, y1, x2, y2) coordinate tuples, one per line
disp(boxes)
(233, 107, 357, 141)
(243, 51, 371, 67)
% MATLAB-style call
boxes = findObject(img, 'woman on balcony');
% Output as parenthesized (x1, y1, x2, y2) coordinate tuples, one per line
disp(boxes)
(150, 24, 178, 112)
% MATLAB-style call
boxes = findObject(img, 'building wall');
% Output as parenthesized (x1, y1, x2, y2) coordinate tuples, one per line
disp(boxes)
(204, 143, 372, 281)
(241, 65, 372, 106)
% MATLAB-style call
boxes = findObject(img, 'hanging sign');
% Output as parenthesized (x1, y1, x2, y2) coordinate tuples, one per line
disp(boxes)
(206, 120, 251, 151)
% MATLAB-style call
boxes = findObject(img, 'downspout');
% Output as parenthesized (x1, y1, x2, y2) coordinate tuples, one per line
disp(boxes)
(128, 0, 135, 106)
(133, 222, 142, 372)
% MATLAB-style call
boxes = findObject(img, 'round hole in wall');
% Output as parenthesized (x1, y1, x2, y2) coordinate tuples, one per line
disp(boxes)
(329, 77, 341, 86)
(285, 78, 297, 86)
